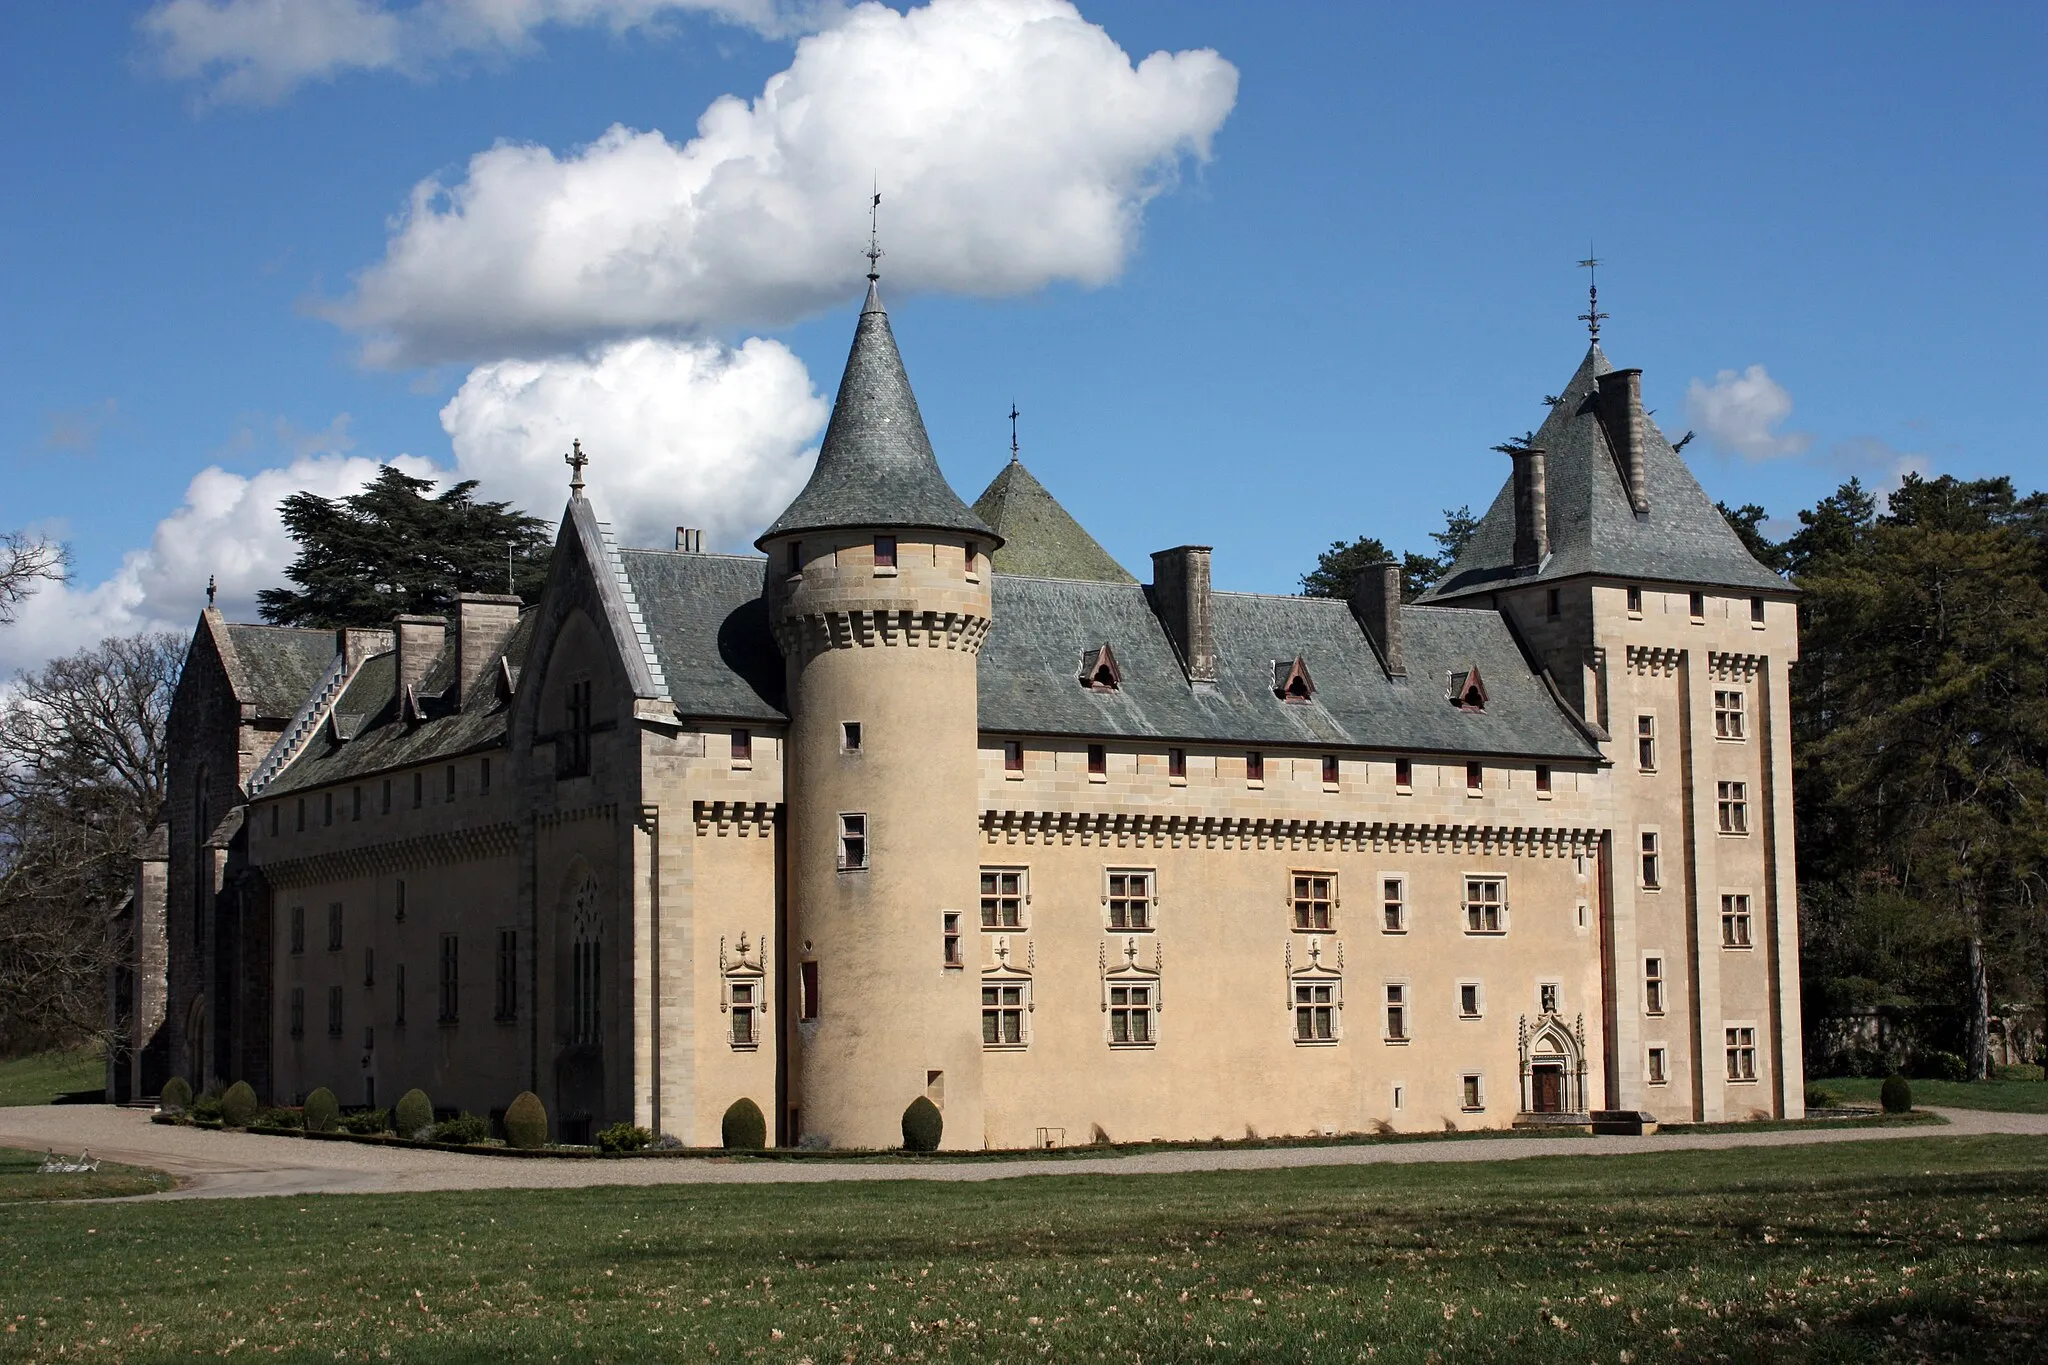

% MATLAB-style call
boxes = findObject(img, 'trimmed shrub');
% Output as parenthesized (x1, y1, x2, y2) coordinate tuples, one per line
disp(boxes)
(1912, 1050, 1968, 1082)
(159, 1076, 193, 1113)
(503, 1092, 548, 1150)
(1880, 1074, 1914, 1114)
(341, 1108, 389, 1135)
(190, 1093, 224, 1123)
(429, 1112, 490, 1145)
(598, 1123, 655, 1154)
(901, 1096, 943, 1153)
(395, 1089, 434, 1140)
(721, 1097, 767, 1150)
(303, 1087, 341, 1133)
(253, 1106, 302, 1130)
(1802, 1083, 1840, 1110)
(220, 1081, 259, 1128)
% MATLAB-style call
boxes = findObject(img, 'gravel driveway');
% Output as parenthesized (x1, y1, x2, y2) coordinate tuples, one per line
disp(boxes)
(2, 1104, 2041, 1201)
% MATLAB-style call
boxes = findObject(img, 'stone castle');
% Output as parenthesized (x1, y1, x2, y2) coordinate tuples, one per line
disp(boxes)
(112, 273, 1802, 1147)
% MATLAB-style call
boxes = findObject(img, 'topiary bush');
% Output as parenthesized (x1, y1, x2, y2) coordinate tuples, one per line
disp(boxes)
(721, 1097, 767, 1150)
(159, 1076, 193, 1113)
(901, 1096, 943, 1153)
(1880, 1074, 1914, 1113)
(341, 1108, 389, 1135)
(395, 1088, 434, 1140)
(503, 1091, 548, 1150)
(190, 1093, 224, 1123)
(220, 1081, 259, 1127)
(303, 1086, 341, 1133)
(429, 1112, 490, 1145)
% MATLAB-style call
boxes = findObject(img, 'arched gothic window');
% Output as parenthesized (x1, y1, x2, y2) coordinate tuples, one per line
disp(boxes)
(570, 873, 602, 1047)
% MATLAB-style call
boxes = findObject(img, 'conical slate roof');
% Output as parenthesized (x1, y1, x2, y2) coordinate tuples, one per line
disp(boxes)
(971, 458, 1135, 583)
(759, 280, 995, 546)
(1424, 343, 1785, 600)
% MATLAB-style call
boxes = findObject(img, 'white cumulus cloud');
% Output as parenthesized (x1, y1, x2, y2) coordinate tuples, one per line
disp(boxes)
(329, 0, 1239, 364)
(440, 335, 828, 552)
(143, 0, 812, 103)
(1683, 364, 1813, 461)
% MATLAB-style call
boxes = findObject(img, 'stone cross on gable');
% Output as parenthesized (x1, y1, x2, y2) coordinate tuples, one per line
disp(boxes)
(564, 438, 589, 497)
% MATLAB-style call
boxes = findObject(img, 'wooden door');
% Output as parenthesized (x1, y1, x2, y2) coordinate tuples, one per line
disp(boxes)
(1532, 1065, 1564, 1113)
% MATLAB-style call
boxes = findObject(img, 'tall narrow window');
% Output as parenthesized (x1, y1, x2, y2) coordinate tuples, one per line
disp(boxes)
(1107, 870, 1153, 930)
(730, 982, 757, 1047)
(1689, 591, 1705, 619)
(873, 535, 897, 569)
(1640, 832, 1661, 888)
(327, 902, 344, 951)
(1717, 781, 1749, 834)
(1546, 587, 1561, 618)
(495, 929, 518, 1020)
(1087, 744, 1106, 776)
(798, 960, 820, 1021)
(296, 796, 305, 831)
(1751, 596, 1766, 625)
(1463, 877, 1505, 934)
(1644, 957, 1665, 1015)
(787, 540, 802, 575)
(838, 813, 868, 870)
(1167, 747, 1186, 779)
(983, 983, 1027, 1047)
(352, 786, 362, 820)
(980, 868, 1025, 928)
(1246, 751, 1264, 783)
(731, 728, 752, 764)
(1294, 983, 1336, 1042)
(570, 875, 600, 1044)
(1394, 757, 1413, 790)
(1381, 877, 1406, 932)
(395, 964, 406, 1027)
(1539, 982, 1559, 1014)
(1322, 754, 1340, 785)
(1721, 894, 1753, 947)
(363, 947, 375, 988)
(289, 987, 305, 1038)
(394, 878, 406, 923)
(1466, 761, 1483, 792)
(413, 771, 423, 809)
(564, 679, 594, 777)
(1726, 1027, 1757, 1081)
(844, 721, 864, 753)
(445, 764, 456, 800)
(381, 778, 392, 814)
(942, 912, 963, 967)
(270, 804, 279, 838)
(1626, 585, 1643, 615)
(1535, 764, 1552, 793)
(1384, 984, 1407, 1041)
(1108, 984, 1153, 1045)
(1461, 1074, 1484, 1111)
(1637, 715, 1657, 771)
(438, 934, 459, 1024)
(480, 757, 491, 793)
(1003, 739, 1022, 772)
(1715, 690, 1747, 739)
(1647, 1046, 1668, 1084)
(1291, 873, 1334, 931)
(328, 985, 344, 1036)
(1459, 983, 1481, 1018)
(289, 905, 305, 955)
(323, 792, 333, 827)
(965, 541, 980, 575)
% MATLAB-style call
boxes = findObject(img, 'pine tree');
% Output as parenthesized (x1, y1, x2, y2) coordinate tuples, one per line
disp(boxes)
(257, 467, 553, 628)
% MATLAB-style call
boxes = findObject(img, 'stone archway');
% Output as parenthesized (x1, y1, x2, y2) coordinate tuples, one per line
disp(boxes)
(1519, 1014, 1588, 1116)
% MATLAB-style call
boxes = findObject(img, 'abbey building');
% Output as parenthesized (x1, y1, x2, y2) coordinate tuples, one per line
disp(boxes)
(117, 276, 1802, 1147)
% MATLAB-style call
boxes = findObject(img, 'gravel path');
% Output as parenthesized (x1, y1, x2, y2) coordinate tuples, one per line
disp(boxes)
(2, 1104, 2041, 1202)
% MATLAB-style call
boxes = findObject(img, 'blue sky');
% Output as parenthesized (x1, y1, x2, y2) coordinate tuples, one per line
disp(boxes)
(3, 1, 2042, 672)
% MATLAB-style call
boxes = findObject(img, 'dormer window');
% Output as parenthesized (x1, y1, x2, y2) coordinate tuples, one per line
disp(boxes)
(1274, 656, 1315, 704)
(1080, 643, 1122, 692)
(1449, 665, 1488, 712)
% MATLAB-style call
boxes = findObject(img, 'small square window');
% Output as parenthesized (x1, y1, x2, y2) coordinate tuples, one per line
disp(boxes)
(1689, 591, 1705, 619)
(1626, 585, 1643, 615)
(1002, 738, 1021, 772)
(844, 721, 863, 753)
(731, 728, 752, 764)
(838, 813, 868, 870)
(1714, 690, 1747, 740)
(1290, 873, 1333, 932)
(1087, 744, 1106, 776)
(1394, 757, 1412, 790)
(1458, 983, 1480, 1018)
(1293, 982, 1336, 1043)
(1535, 764, 1552, 794)
(873, 535, 897, 570)
(1322, 753, 1339, 786)
(1168, 747, 1186, 780)
(1381, 877, 1405, 933)
(981, 868, 1026, 929)
(1108, 869, 1153, 930)
(1463, 877, 1504, 934)
(1246, 751, 1264, 783)
(1108, 983, 1154, 1046)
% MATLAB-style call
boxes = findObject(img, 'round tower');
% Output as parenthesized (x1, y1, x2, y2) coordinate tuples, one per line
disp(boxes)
(758, 276, 1000, 1150)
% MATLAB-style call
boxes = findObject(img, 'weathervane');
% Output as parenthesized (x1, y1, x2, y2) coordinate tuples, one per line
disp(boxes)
(1008, 403, 1021, 462)
(1578, 247, 1608, 342)
(564, 438, 588, 498)
(865, 184, 884, 282)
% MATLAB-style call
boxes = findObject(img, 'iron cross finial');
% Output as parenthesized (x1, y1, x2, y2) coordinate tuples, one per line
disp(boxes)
(206, 574, 216, 608)
(1008, 403, 1020, 462)
(865, 184, 884, 281)
(1578, 247, 1608, 342)
(564, 438, 589, 497)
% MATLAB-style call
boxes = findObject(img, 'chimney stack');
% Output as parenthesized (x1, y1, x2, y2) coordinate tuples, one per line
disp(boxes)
(393, 614, 446, 712)
(1510, 445, 1550, 567)
(1596, 368, 1649, 514)
(453, 593, 522, 708)
(675, 527, 703, 552)
(1350, 561, 1405, 678)
(1149, 546, 1217, 685)
(338, 625, 395, 674)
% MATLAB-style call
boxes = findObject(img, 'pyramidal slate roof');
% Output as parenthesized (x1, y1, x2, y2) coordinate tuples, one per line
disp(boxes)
(1424, 344, 1786, 601)
(760, 280, 995, 546)
(970, 458, 1135, 583)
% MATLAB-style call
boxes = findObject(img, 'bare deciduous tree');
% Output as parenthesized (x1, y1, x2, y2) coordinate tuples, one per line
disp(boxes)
(0, 530, 68, 625)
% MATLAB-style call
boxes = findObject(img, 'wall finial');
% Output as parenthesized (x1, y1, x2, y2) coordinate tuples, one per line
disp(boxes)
(865, 183, 884, 282)
(564, 437, 589, 497)
(1008, 402, 1021, 463)
(1577, 246, 1608, 342)
(206, 574, 216, 608)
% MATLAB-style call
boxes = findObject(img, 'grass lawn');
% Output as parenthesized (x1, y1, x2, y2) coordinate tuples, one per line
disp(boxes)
(0, 1046, 103, 1107)
(0, 1147, 174, 1202)
(1818, 1075, 2048, 1114)
(1, 1137, 2043, 1362)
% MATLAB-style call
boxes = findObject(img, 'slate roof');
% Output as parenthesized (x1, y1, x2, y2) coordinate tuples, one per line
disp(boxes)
(759, 281, 996, 545)
(222, 624, 336, 720)
(979, 577, 1601, 759)
(1424, 344, 1787, 601)
(262, 612, 537, 796)
(971, 459, 1136, 583)
(618, 549, 786, 721)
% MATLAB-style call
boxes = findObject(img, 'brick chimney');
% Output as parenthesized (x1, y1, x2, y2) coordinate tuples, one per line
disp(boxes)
(1596, 368, 1649, 514)
(1510, 445, 1550, 568)
(453, 594, 522, 708)
(1149, 546, 1217, 685)
(1350, 561, 1405, 678)
(393, 615, 446, 711)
